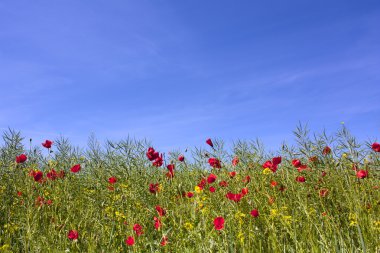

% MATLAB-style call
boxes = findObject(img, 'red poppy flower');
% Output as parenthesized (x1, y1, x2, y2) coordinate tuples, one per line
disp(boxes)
(68, 230, 78, 240)
(160, 236, 168, 246)
(167, 164, 175, 175)
(198, 178, 207, 189)
(229, 171, 236, 178)
(149, 183, 160, 194)
(319, 189, 329, 197)
(242, 175, 251, 183)
(146, 147, 159, 161)
(154, 216, 161, 230)
(108, 176, 117, 184)
(178, 155, 185, 162)
(321, 171, 327, 177)
(322, 146, 331, 155)
(209, 186, 216, 193)
(213, 216, 225, 230)
(155, 205, 166, 217)
(17, 191, 22, 196)
(270, 180, 278, 187)
(206, 138, 214, 147)
(272, 156, 282, 165)
(186, 192, 194, 198)
(250, 209, 259, 218)
(241, 187, 248, 196)
(356, 170, 368, 179)
(36, 196, 45, 206)
(297, 164, 310, 172)
(372, 142, 380, 152)
(152, 154, 163, 167)
(133, 224, 143, 236)
(262, 160, 273, 169)
(125, 236, 134, 246)
(32, 170, 43, 182)
(47, 169, 58, 180)
(232, 156, 239, 166)
(46, 199, 53, 205)
(219, 181, 228, 187)
(292, 159, 302, 168)
(208, 158, 221, 169)
(207, 173, 217, 184)
(296, 176, 306, 183)
(70, 164, 81, 173)
(16, 154, 27, 164)
(226, 192, 243, 202)
(42, 140, 53, 149)
(262, 157, 281, 172)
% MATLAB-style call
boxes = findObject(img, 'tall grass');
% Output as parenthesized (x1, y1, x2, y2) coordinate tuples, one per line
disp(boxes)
(0, 125, 379, 252)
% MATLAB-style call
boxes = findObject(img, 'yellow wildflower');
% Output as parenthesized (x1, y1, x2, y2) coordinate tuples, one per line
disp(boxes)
(184, 222, 193, 230)
(263, 168, 272, 174)
(270, 209, 279, 218)
(195, 186, 202, 193)
(373, 221, 380, 230)
(349, 213, 358, 226)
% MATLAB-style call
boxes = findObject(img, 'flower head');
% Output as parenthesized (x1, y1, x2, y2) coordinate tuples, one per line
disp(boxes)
(47, 169, 58, 180)
(250, 209, 259, 218)
(208, 158, 221, 169)
(296, 176, 306, 183)
(70, 164, 81, 173)
(108, 176, 117, 184)
(155, 205, 166, 217)
(178, 155, 185, 162)
(133, 223, 143, 236)
(16, 154, 27, 164)
(152, 154, 163, 167)
(207, 173, 217, 184)
(68, 230, 78, 240)
(206, 138, 214, 147)
(372, 142, 380, 152)
(292, 159, 302, 168)
(149, 183, 160, 194)
(125, 236, 134, 246)
(42, 140, 53, 149)
(322, 146, 331, 155)
(146, 147, 159, 161)
(213, 216, 225, 230)
(232, 156, 239, 166)
(356, 169, 368, 179)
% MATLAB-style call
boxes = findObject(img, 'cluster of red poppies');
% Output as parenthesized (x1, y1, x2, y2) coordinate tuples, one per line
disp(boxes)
(146, 147, 163, 167)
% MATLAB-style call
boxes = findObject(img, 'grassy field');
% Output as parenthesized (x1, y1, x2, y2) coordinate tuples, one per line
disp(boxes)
(0, 126, 379, 252)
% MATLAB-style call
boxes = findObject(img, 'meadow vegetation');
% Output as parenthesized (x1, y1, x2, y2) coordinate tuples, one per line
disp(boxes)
(0, 125, 379, 252)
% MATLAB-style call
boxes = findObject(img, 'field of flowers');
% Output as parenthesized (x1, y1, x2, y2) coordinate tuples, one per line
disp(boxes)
(0, 126, 379, 252)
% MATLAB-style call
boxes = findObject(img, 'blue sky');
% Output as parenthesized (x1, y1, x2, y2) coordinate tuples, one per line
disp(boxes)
(0, 0, 379, 151)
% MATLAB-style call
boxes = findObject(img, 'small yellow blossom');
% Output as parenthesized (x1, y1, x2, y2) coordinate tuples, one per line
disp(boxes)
(349, 213, 358, 226)
(373, 221, 380, 230)
(184, 222, 193, 230)
(270, 209, 279, 218)
(263, 168, 272, 175)
(282, 215, 293, 225)
(194, 186, 202, 193)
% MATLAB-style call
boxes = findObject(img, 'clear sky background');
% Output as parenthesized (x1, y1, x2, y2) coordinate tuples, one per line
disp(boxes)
(0, 0, 379, 151)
